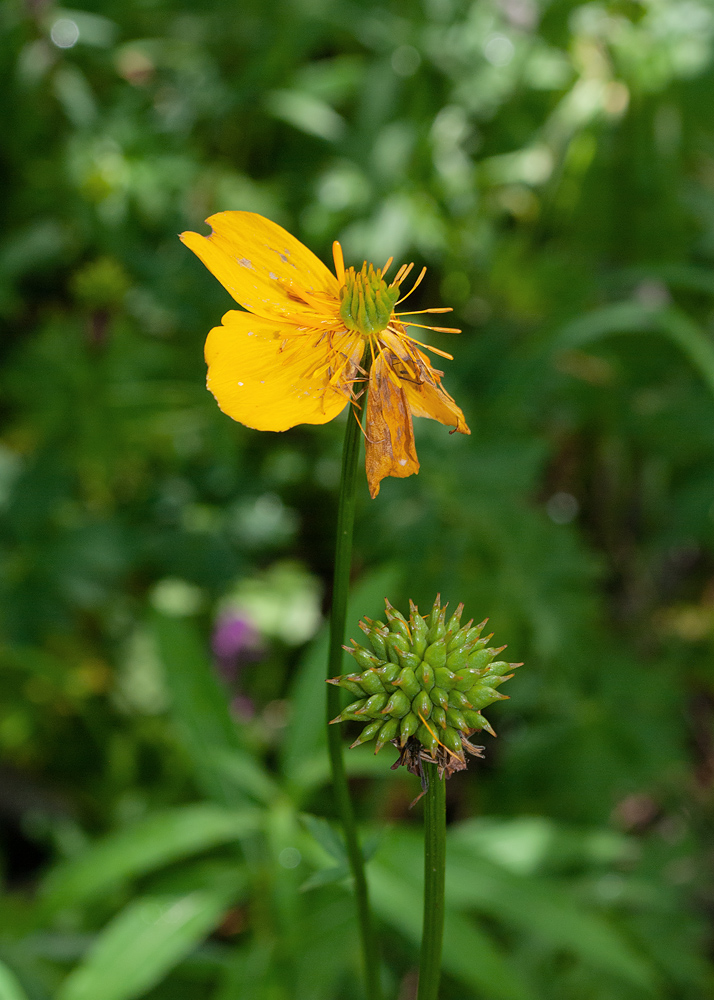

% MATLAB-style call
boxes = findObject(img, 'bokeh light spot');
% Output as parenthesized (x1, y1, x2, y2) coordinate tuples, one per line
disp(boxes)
(51, 19, 80, 48)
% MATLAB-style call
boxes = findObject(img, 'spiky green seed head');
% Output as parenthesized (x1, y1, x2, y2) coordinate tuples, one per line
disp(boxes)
(328, 596, 521, 779)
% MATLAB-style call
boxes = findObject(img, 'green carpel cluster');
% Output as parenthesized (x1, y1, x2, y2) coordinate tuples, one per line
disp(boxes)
(339, 262, 400, 336)
(328, 596, 521, 777)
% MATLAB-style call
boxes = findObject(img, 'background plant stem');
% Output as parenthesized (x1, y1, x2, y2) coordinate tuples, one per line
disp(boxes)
(417, 762, 446, 1000)
(326, 389, 383, 1000)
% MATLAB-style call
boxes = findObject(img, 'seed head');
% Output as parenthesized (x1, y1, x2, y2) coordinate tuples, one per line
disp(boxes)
(328, 596, 521, 780)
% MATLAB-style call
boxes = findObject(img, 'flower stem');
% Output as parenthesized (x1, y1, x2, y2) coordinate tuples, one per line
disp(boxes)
(326, 393, 383, 1000)
(417, 762, 446, 1000)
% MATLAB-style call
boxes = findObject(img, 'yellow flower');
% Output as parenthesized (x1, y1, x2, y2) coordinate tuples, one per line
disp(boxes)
(180, 211, 470, 497)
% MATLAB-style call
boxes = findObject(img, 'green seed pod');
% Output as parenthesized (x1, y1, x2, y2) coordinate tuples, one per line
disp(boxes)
(426, 596, 447, 643)
(466, 623, 490, 645)
(423, 638, 447, 670)
(327, 676, 364, 698)
(338, 698, 367, 718)
(469, 645, 506, 670)
(409, 604, 428, 656)
(351, 719, 383, 747)
(467, 648, 495, 670)
(454, 668, 480, 692)
(446, 648, 470, 672)
(366, 629, 388, 660)
(447, 629, 468, 653)
(385, 632, 410, 664)
(426, 620, 446, 644)
(434, 667, 458, 690)
(400, 711, 419, 744)
(375, 718, 399, 752)
(465, 619, 488, 640)
(445, 604, 464, 635)
(427, 595, 444, 628)
(349, 646, 381, 671)
(327, 596, 519, 764)
(482, 674, 512, 691)
(417, 722, 438, 755)
(482, 660, 518, 679)
(448, 689, 473, 711)
(466, 686, 507, 710)
(412, 689, 432, 721)
(396, 650, 421, 672)
(356, 693, 387, 716)
(384, 601, 411, 642)
(440, 726, 463, 755)
(357, 669, 386, 695)
(430, 686, 449, 711)
(415, 660, 435, 691)
(432, 706, 447, 729)
(447, 615, 478, 651)
(382, 689, 411, 718)
(446, 707, 468, 731)
(394, 666, 421, 699)
(463, 710, 495, 734)
(375, 661, 400, 687)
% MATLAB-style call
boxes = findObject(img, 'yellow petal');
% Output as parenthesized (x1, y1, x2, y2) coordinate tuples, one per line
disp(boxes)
(205, 310, 361, 431)
(364, 357, 420, 498)
(403, 378, 470, 434)
(180, 211, 340, 322)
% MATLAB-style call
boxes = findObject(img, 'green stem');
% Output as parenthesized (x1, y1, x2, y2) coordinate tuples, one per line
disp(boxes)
(326, 393, 382, 1000)
(417, 762, 446, 1000)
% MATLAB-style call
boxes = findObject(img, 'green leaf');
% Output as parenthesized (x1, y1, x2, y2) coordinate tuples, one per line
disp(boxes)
(56, 890, 237, 1000)
(377, 826, 657, 992)
(299, 864, 350, 892)
(299, 817, 382, 892)
(41, 804, 260, 914)
(0, 961, 30, 1000)
(446, 849, 658, 991)
(266, 90, 345, 142)
(210, 748, 282, 805)
(151, 612, 246, 804)
(555, 303, 714, 402)
(370, 864, 535, 1000)
(281, 565, 401, 794)
(300, 814, 347, 864)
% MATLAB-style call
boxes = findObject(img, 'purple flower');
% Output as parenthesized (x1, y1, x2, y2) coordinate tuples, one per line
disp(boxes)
(211, 611, 260, 681)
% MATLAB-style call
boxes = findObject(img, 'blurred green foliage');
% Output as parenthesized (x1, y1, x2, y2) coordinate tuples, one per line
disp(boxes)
(2, 0, 714, 996)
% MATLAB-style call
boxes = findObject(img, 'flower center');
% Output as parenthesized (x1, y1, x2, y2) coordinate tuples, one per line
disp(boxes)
(339, 263, 400, 336)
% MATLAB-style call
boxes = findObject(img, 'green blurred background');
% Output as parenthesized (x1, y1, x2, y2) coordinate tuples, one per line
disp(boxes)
(3, 0, 714, 997)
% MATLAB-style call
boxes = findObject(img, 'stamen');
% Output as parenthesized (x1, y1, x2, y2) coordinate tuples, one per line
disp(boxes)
(396, 307, 454, 316)
(351, 399, 372, 441)
(392, 262, 414, 287)
(402, 336, 454, 360)
(381, 256, 394, 277)
(396, 266, 426, 305)
(401, 322, 462, 334)
(332, 241, 345, 285)
(377, 344, 403, 388)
